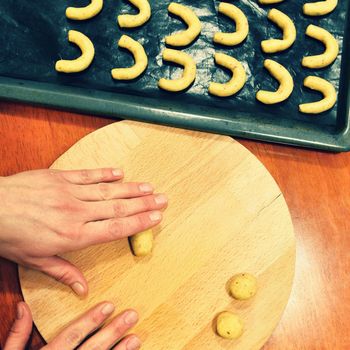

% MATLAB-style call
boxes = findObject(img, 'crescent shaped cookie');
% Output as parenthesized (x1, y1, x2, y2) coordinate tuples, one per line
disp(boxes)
(209, 53, 247, 97)
(299, 76, 337, 114)
(158, 49, 196, 92)
(111, 35, 148, 80)
(302, 25, 339, 69)
(118, 0, 151, 28)
(66, 0, 103, 20)
(214, 2, 249, 46)
(261, 9, 296, 53)
(55, 30, 95, 73)
(165, 3, 202, 47)
(256, 59, 294, 104)
(303, 0, 338, 16)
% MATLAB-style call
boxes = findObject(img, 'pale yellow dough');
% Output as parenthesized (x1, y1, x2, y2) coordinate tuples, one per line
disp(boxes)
(259, 0, 284, 4)
(166, 3, 202, 47)
(256, 59, 294, 104)
(55, 30, 95, 73)
(111, 35, 148, 80)
(302, 25, 339, 69)
(118, 0, 151, 28)
(209, 53, 247, 97)
(66, 0, 103, 20)
(214, 2, 249, 46)
(230, 273, 258, 300)
(216, 312, 244, 340)
(158, 49, 196, 92)
(261, 9, 296, 53)
(303, 0, 338, 16)
(129, 229, 154, 257)
(299, 76, 337, 114)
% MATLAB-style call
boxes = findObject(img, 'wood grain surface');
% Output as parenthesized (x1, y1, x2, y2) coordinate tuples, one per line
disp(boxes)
(19, 121, 295, 350)
(0, 102, 350, 350)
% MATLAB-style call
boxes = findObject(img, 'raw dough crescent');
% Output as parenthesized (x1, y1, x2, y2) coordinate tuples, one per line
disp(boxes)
(111, 35, 148, 80)
(302, 25, 339, 69)
(165, 3, 202, 47)
(158, 49, 196, 92)
(55, 30, 95, 73)
(66, 0, 103, 20)
(256, 59, 294, 104)
(209, 53, 247, 97)
(118, 0, 151, 28)
(303, 0, 338, 16)
(214, 2, 249, 46)
(299, 76, 337, 114)
(261, 9, 296, 53)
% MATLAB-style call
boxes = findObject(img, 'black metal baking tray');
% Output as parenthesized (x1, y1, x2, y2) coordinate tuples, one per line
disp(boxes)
(0, 0, 349, 151)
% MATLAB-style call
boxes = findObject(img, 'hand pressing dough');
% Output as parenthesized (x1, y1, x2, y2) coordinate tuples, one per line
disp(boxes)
(118, 0, 151, 28)
(66, 0, 103, 20)
(55, 30, 95, 73)
(111, 35, 148, 80)
(302, 25, 339, 69)
(158, 49, 196, 92)
(129, 229, 154, 257)
(216, 312, 244, 340)
(209, 53, 247, 97)
(214, 2, 249, 46)
(259, 0, 284, 4)
(261, 9, 296, 53)
(299, 76, 337, 114)
(256, 59, 294, 104)
(303, 0, 338, 16)
(166, 3, 202, 47)
(230, 273, 257, 300)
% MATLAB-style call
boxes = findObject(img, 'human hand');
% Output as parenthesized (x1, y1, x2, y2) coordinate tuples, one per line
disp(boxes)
(4, 301, 141, 350)
(0, 168, 167, 296)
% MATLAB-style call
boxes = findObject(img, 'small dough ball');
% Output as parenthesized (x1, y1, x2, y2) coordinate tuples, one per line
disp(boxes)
(216, 311, 244, 340)
(129, 229, 153, 257)
(230, 273, 257, 300)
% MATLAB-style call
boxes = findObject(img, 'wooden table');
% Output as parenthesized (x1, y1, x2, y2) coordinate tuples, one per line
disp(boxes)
(0, 102, 349, 350)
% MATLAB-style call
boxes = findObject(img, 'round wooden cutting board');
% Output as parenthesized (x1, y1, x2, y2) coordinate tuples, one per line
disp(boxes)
(19, 121, 295, 350)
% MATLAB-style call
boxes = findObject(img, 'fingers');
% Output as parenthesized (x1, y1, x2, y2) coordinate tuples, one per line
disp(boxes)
(35, 256, 88, 298)
(86, 194, 168, 221)
(45, 302, 115, 350)
(79, 310, 140, 350)
(4, 302, 33, 350)
(58, 168, 124, 185)
(72, 182, 155, 201)
(112, 335, 142, 350)
(79, 210, 162, 247)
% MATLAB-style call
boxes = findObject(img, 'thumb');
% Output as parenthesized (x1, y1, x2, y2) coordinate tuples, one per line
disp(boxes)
(4, 302, 33, 350)
(36, 256, 89, 298)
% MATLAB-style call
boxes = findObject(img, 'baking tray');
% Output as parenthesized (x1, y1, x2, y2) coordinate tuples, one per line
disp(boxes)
(0, 0, 349, 151)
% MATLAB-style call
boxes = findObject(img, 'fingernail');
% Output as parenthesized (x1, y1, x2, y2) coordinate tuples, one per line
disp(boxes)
(139, 183, 154, 193)
(124, 310, 139, 325)
(16, 303, 24, 320)
(149, 211, 162, 222)
(101, 303, 115, 316)
(71, 282, 86, 296)
(126, 336, 141, 350)
(112, 169, 123, 177)
(155, 194, 168, 205)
